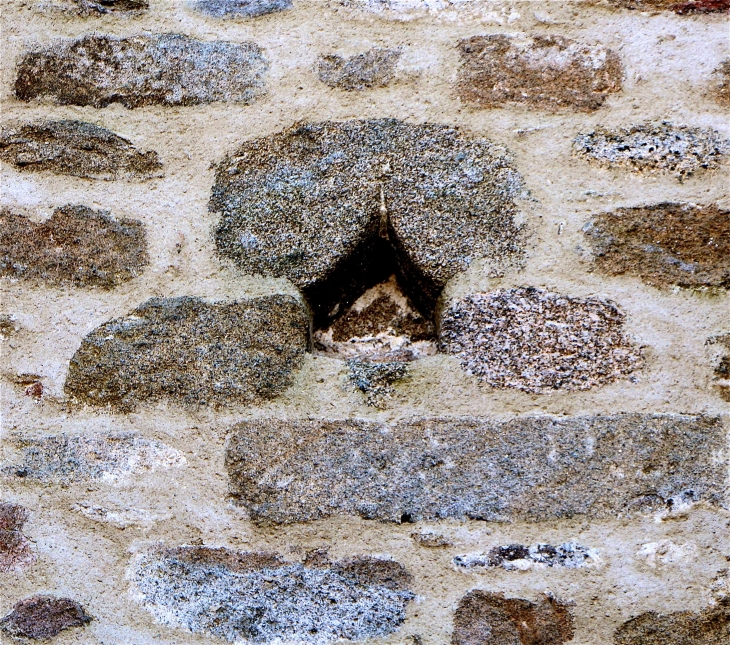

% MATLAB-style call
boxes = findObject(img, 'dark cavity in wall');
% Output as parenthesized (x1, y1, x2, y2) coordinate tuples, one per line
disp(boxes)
(212, 119, 525, 362)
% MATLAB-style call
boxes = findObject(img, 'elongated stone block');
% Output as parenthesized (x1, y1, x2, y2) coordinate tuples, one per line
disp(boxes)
(15, 34, 268, 108)
(226, 414, 725, 525)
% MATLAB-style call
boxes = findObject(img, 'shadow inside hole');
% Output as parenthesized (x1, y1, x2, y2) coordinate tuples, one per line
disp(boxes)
(309, 227, 438, 363)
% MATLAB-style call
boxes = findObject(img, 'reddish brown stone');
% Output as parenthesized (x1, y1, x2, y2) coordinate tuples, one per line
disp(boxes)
(584, 203, 730, 290)
(0, 503, 35, 573)
(457, 35, 622, 112)
(452, 591, 574, 645)
(1, 205, 148, 289)
(613, 600, 729, 644)
(0, 596, 91, 640)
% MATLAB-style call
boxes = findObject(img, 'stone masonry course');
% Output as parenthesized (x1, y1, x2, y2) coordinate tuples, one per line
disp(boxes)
(226, 414, 725, 525)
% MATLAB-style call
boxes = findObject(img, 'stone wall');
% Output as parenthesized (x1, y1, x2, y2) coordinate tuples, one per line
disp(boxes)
(1, 1, 728, 643)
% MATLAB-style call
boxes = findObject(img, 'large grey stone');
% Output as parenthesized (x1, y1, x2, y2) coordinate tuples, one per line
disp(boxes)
(131, 546, 413, 643)
(226, 414, 725, 525)
(212, 119, 525, 324)
(15, 34, 268, 108)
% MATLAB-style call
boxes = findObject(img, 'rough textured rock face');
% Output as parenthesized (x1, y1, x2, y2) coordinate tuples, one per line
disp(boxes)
(0, 503, 35, 573)
(613, 600, 730, 644)
(1, 432, 185, 484)
(584, 203, 730, 290)
(226, 414, 724, 525)
(573, 122, 730, 177)
(0, 596, 92, 641)
(452, 591, 574, 645)
(15, 34, 268, 108)
(457, 35, 622, 112)
(346, 359, 409, 406)
(213, 119, 525, 323)
(64, 295, 308, 410)
(1, 205, 148, 288)
(0, 120, 163, 181)
(71, 0, 149, 14)
(440, 288, 642, 393)
(131, 546, 414, 643)
(454, 543, 598, 571)
(318, 48, 401, 91)
(610, 0, 730, 12)
(192, 0, 292, 16)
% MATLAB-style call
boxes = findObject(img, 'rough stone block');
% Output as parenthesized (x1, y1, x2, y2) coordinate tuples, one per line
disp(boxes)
(212, 119, 525, 324)
(452, 591, 574, 645)
(130, 545, 414, 643)
(226, 414, 725, 525)
(613, 600, 729, 644)
(0, 596, 92, 641)
(15, 34, 268, 108)
(440, 288, 642, 393)
(605, 0, 729, 12)
(454, 543, 598, 571)
(584, 203, 729, 290)
(573, 122, 730, 178)
(1, 432, 185, 484)
(457, 35, 622, 112)
(0, 503, 35, 573)
(64, 295, 309, 409)
(317, 48, 401, 91)
(71, 0, 149, 13)
(0, 120, 163, 181)
(346, 360, 409, 407)
(1, 205, 148, 288)
(192, 0, 293, 17)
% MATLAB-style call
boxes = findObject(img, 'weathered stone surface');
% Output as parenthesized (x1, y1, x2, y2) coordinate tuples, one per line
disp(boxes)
(348, 0, 477, 11)
(454, 543, 598, 571)
(0, 120, 163, 181)
(0, 503, 35, 573)
(71, 0, 149, 14)
(713, 60, 730, 106)
(584, 203, 730, 290)
(1, 205, 148, 288)
(574, 122, 730, 178)
(611, 0, 730, 12)
(613, 600, 730, 645)
(411, 532, 452, 548)
(317, 48, 401, 91)
(440, 288, 642, 393)
(226, 414, 725, 525)
(1, 432, 185, 484)
(15, 34, 268, 108)
(131, 545, 414, 643)
(192, 0, 293, 17)
(212, 119, 525, 324)
(0, 596, 92, 640)
(346, 360, 409, 406)
(457, 35, 622, 112)
(64, 295, 308, 409)
(452, 591, 574, 645)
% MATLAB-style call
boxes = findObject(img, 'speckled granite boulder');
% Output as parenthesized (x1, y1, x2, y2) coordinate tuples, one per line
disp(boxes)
(1, 205, 147, 288)
(0, 120, 162, 180)
(212, 119, 525, 324)
(64, 295, 309, 409)
(15, 34, 268, 108)
(131, 545, 413, 643)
